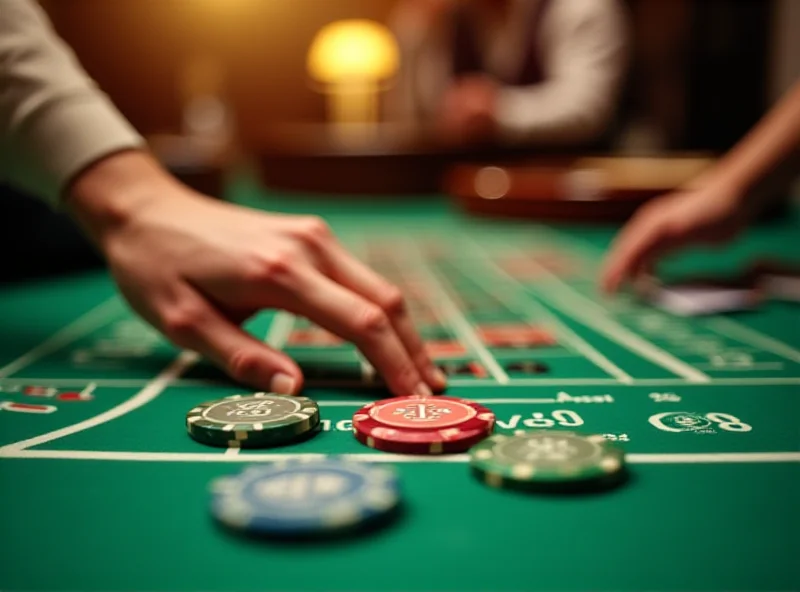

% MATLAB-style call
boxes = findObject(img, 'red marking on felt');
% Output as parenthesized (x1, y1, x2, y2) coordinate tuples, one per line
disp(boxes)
(286, 328, 343, 346)
(468, 362, 488, 378)
(478, 324, 557, 346)
(23, 386, 57, 397)
(425, 341, 468, 358)
(58, 392, 93, 401)
(1, 401, 57, 413)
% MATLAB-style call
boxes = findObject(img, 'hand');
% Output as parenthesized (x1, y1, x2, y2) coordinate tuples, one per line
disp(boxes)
(438, 76, 498, 144)
(601, 183, 750, 293)
(67, 151, 446, 397)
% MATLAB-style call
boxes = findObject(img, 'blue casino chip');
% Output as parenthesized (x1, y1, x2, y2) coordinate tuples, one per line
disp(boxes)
(210, 459, 401, 537)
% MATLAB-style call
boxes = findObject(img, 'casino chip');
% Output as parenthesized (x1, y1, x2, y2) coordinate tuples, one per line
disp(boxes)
(353, 395, 495, 454)
(186, 393, 320, 448)
(470, 430, 626, 491)
(210, 459, 401, 538)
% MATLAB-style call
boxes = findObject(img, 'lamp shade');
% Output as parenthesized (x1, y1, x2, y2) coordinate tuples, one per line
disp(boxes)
(307, 19, 399, 84)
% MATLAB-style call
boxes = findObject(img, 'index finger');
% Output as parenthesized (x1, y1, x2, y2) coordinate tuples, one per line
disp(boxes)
(601, 212, 668, 293)
(323, 243, 447, 392)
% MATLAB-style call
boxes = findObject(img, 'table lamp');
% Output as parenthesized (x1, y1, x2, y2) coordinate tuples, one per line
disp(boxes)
(307, 19, 399, 145)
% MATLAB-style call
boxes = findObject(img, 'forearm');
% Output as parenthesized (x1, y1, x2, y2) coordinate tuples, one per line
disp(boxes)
(494, 82, 619, 145)
(700, 82, 800, 201)
(0, 0, 143, 205)
(494, 0, 628, 145)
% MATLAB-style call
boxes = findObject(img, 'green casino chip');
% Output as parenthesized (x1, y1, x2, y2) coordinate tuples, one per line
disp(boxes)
(470, 430, 626, 490)
(186, 393, 320, 448)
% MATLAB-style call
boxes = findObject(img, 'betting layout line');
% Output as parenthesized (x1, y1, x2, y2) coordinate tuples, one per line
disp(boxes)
(2, 449, 798, 464)
(0, 296, 124, 379)
(0, 351, 197, 453)
(460, 241, 635, 385)
(313, 398, 559, 406)
(3, 376, 800, 388)
(404, 240, 510, 384)
(264, 310, 295, 349)
(694, 362, 785, 372)
(466, 238, 712, 384)
(539, 226, 800, 368)
(704, 317, 800, 364)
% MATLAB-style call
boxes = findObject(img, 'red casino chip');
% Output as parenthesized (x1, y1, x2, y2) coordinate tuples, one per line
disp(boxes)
(352, 395, 495, 454)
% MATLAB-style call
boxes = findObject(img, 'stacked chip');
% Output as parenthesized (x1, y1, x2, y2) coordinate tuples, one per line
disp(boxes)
(186, 392, 320, 448)
(210, 459, 401, 539)
(352, 395, 495, 454)
(469, 430, 627, 492)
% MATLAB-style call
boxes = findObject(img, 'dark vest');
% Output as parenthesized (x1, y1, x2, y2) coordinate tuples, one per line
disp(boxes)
(451, 0, 553, 86)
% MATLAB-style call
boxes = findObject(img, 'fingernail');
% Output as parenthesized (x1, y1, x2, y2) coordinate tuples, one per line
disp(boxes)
(270, 372, 296, 395)
(430, 367, 448, 388)
(414, 382, 433, 398)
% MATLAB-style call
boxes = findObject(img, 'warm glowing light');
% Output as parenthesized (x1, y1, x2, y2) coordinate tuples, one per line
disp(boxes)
(307, 19, 399, 84)
(307, 20, 400, 145)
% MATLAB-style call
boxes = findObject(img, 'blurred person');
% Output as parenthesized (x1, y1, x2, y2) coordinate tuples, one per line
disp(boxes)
(602, 80, 800, 292)
(0, 0, 445, 398)
(387, 0, 629, 147)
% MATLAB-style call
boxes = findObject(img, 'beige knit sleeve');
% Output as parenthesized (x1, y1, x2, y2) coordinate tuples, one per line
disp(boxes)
(494, 0, 630, 145)
(0, 0, 144, 206)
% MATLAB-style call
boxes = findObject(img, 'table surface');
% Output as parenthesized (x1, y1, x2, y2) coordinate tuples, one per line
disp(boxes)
(1, 173, 798, 592)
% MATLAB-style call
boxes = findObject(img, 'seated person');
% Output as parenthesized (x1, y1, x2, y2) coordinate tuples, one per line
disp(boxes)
(386, 0, 630, 147)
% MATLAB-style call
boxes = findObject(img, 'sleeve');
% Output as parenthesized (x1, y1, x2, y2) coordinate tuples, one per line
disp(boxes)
(0, 0, 144, 206)
(384, 0, 453, 123)
(494, 0, 630, 145)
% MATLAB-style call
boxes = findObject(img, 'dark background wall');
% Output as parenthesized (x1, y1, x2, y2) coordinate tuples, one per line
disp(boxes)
(40, 0, 775, 152)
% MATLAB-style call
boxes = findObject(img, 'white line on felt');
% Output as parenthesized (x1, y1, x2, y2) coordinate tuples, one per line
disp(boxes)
(494, 349, 582, 358)
(3, 376, 800, 388)
(705, 317, 800, 364)
(264, 311, 295, 348)
(2, 449, 797, 464)
(464, 241, 635, 384)
(80, 382, 97, 397)
(405, 240, 510, 384)
(224, 445, 241, 457)
(693, 363, 785, 371)
(0, 351, 197, 453)
(525, 227, 800, 370)
(0, 297, 123, 379)
(467, 239, 711, 384)
(0, 378, 222, 387)
(345, 235, 379, 383)
(313, 398, 560, 406)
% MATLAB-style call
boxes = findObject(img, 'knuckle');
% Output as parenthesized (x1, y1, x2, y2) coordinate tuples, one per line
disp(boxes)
(295, 216, 332, 245)
(354, 304, 390, 337)
(161, 304, 203, 343)
(227, 349, 262, 383)
(378, 285, 406, 317)
(412, 348, 433, 368)
(394, 362, 420, 390)
(244, 251, 296, 286)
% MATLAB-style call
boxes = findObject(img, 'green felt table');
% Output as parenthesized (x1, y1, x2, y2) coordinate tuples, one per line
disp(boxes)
(1, 172, 798, 592)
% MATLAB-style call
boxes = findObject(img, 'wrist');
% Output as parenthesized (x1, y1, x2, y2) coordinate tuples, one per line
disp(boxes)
(65, 150, 182, 246)
(687, 167, 751, 204)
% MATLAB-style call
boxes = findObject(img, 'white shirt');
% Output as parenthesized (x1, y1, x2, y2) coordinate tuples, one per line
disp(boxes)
(388, 0, 630, 146)
(0, 0, 143, 205)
